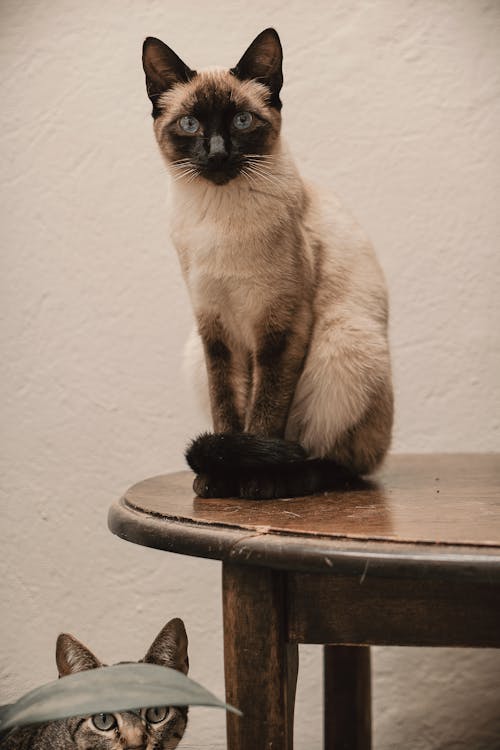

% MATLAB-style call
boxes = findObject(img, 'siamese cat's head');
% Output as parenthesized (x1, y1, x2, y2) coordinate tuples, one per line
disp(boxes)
(55, 618, 189, 749)
(142, 28, 283, 185)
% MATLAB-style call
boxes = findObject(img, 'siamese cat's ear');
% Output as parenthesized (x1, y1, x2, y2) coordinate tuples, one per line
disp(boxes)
(56, 633, 102, 677)
(143, 618, 189, 675)
(231, 28, 283, 110)
(142, 37, 196, 117)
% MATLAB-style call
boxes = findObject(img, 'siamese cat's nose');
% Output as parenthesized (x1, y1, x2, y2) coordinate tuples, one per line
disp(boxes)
(207, 134, 228, 163)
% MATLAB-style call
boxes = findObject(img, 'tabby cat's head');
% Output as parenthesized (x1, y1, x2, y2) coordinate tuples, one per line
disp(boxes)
(142, 28, 283, 185)
(55, 618, 189, 749)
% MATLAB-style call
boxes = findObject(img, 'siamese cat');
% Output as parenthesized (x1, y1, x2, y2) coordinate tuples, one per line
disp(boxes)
(2, 619, 189, 750)
(142, 28, 393, 499)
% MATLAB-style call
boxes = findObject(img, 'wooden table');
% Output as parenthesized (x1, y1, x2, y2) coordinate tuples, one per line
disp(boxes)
(108, 454, 500, 749)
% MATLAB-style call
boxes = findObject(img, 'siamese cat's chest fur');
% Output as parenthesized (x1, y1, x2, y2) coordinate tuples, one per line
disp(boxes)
(143, 28, 394, 499)
(170, 169, 313, 351)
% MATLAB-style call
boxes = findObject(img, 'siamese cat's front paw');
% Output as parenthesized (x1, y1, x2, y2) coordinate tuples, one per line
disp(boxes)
(193, 471, 284, 500)
(193, 473, 239, 498)
(238, 470, 287, 500)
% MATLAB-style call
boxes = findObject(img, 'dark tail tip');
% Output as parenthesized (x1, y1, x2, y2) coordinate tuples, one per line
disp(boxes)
(185, 432, 306, 475)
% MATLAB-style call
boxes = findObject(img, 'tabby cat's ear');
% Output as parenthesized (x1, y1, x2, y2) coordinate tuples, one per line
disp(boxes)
(142, 37, 196, 118)
(231, 28, 283, 110)
(143, 618, 189, 675)
(56, 634, 102, 677)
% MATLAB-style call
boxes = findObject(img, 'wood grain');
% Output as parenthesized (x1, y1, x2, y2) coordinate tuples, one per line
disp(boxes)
(287, 572, 500, 647)
(324, 646, 371, 750)
(222, 563, 298, 750)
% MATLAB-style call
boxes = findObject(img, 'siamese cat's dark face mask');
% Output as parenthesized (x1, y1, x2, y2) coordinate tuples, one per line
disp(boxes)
(142, 29, 283, 186)
(162, 87, 277, 185)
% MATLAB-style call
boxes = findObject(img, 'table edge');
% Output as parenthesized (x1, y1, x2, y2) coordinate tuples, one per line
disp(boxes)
(108, 497, 500, 581)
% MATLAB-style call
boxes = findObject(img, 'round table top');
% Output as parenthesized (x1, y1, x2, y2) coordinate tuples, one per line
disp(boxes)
(108, 454, 500, 580)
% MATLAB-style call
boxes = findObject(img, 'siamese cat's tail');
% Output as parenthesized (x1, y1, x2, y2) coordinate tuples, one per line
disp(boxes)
(185, 432, 362, 499)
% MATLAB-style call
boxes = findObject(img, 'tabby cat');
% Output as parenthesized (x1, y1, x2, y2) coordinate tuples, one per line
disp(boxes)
(142, 28, 393, 499)
(2, 618, 189, 749)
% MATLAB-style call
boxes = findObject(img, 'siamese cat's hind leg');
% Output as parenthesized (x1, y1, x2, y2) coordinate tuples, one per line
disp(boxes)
(330, 377, 394, 475)
(286, 316, 393, 475)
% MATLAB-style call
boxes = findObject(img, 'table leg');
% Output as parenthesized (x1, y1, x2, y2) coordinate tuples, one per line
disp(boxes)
(324, 645, 371, 750)
(222, 563, 298, 750)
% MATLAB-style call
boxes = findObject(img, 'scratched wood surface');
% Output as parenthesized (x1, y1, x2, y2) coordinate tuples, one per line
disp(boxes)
(120, 454, 500, 547)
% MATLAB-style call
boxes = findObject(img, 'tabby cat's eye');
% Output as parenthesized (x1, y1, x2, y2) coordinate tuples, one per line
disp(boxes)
(92, 713, 117, 731)
(144, 706, 169, 723)
(233, 111, 253, 130)
(179, 115, 200, 133)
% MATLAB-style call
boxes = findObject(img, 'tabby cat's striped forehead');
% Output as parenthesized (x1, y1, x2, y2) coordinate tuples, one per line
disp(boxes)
(156, 68, 279, 126)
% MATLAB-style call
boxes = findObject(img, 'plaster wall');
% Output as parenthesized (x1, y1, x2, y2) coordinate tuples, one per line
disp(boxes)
(1, 1, 500, 747)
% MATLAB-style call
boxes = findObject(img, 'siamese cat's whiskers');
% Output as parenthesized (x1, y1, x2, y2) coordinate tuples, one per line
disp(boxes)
(239, 167, 257, 187)
(243, 157, 278, 173)
(239, 168, 270, 195)
(244, 163, 278, 178)
(171, 172, 198, 183)
(185, 171, 201, 184)
(244, 158, 276, 167)
(170, 158, 198, 178)
(172, 174, 195, 183)
(242, 153, 276, 162)
(242, 163, 280, 189)
(170, 165, 201, 183)
(170, 166, 195, 175)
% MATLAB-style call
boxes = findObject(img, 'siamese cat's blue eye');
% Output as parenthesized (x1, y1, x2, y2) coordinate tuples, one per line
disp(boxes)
(233, 111, 253, 130)
(179, 115, 200, 133)
(145, 706, 169, 723)
(92, 713, 117, 731)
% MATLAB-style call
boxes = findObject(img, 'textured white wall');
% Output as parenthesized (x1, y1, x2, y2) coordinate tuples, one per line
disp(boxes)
(1, 0, 500, 747)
